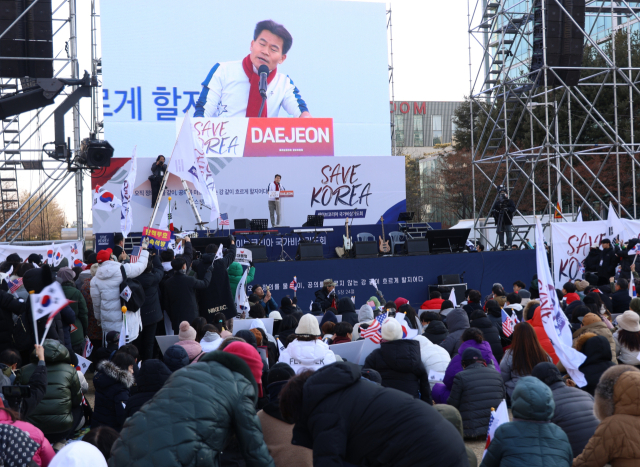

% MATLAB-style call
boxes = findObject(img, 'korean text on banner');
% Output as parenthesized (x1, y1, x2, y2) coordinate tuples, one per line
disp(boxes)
(142, 227, 171, 250)
(535, 217, 587, 387)
(235, 248, 252, 266)
(121, 146, 137, 238)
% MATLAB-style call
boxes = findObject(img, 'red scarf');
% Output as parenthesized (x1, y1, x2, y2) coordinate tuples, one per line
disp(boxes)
(274, 181, 280, 191)
(242, 55, 276, 117)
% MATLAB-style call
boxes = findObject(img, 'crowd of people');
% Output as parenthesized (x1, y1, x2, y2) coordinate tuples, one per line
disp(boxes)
(1, 236, 640, 466)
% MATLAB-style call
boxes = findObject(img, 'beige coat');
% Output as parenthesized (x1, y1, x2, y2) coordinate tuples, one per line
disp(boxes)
(257, 409, 313, 467)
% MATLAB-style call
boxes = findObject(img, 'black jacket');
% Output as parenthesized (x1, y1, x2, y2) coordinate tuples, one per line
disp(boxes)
(165, 267, 212, 333)
(463, 302, 483, 318)
(363, 340, 432, 404)
(597, 247, 619, 280)
(447, 361, 506, 437)
(610, 289, 631, 314)
(579, 335, 616, 396)
(192, 242, 237, 320)
(291, 362, 468, 467)
(125, 359, 171, 419)
(618, 240, 640, 280)
(584, 248, 601, 273)
(1, 360, 47, 418)
(136, 254, 164, 326)
(469, 310, 504, 362)
(313, 287, 334, 311)
(336, 297, 358, 326)
(423, 320, 449, 345)
(0, 290, 27, 352)
(491, 197, 516, 226)
(150, 161, 167, 180)
(92, 360, 135, 431)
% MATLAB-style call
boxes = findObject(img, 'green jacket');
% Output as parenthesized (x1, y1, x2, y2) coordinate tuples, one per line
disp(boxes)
(62, 281, 89, 348)
(109, 350, 274, 467)
(228, 262, 255, 299)
(17, 339, 82, 436)
(480, 376, 572, 467)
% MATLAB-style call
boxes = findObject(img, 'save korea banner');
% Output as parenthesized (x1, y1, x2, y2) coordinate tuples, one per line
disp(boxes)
(551, 219, 640, 288)
(189, 117, 334, 157)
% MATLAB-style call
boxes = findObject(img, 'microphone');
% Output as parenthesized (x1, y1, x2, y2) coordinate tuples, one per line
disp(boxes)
(258, 64, 269, 98)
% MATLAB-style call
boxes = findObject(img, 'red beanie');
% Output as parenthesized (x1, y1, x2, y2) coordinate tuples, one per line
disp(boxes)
(96, 248, 112, 264)
(223, 341, 264, 397)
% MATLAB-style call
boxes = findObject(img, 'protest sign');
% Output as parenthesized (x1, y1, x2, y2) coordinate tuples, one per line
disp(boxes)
(236, 248, 253, 266)
(329, 340, 365, 363)
(156, 335, 180, 354)
(141, 226, 172, 250)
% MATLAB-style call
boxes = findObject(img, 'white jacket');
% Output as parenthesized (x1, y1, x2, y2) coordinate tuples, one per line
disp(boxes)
(413, 335, 451, 388)
(90, 251, 149, 334)
(278, 339, 336, 374)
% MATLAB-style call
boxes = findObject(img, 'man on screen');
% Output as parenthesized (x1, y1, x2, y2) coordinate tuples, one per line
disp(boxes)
(193, 20, 311, 119)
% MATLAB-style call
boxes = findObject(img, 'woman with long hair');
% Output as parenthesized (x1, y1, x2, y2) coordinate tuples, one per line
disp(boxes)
(583, 292, 614, 329)
(500, 322, 552, 397)
(398, 304, 420, 330)
(614, 311, 640, 366)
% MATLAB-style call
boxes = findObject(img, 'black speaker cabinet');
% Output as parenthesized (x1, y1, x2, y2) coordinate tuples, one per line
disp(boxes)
(428, 284, 467, 304)
(438, 274, 461, 285)
(234, 218, 251, 229)
(404, 238, 429, 256)
(354, 241, 378, 258)
(244, 244, 268, 263)
(297, 242, 324, 261)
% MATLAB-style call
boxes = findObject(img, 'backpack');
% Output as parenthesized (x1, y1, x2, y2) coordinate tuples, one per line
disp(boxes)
(119, 265, 145, 311)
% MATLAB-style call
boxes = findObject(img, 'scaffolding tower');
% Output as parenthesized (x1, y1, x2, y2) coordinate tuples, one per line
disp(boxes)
(468, 0, 640, 249)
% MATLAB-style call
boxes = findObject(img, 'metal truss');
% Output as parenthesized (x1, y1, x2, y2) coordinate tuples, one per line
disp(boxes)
(468, 0, 640, 249)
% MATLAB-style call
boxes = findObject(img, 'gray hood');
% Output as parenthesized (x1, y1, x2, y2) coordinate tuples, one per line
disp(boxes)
(446, 308, 470, 333)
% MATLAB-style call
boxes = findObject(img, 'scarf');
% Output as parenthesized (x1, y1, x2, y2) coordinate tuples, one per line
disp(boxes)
(242, 54, 277, 117)
(274, 181, 280, 190)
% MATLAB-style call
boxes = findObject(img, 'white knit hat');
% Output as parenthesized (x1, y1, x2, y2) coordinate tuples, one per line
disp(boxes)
(295, 314, 321, 336)
(269, 311, 283, 321)
(381, 318, 402, 341)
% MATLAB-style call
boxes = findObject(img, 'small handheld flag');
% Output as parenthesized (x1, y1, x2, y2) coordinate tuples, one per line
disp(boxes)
(361, 313, 388, 344)
(501, 309, 519, 337)
(30, 282, 71, 345)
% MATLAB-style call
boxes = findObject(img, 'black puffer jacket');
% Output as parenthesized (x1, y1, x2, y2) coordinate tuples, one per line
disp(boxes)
(578, 334, 615, 396)
(192, 242, 237, 320)
(313, 287, 334, 311)
(165, 267, 212, 333)
(0, 289, 27, 352)
(423, 320, 449, 345)
(531, 362, 599, 456)
(469, 310, 504, 362)
(291, 362, 468, 467)
(618, 239, 640, 280)
(584, 247, 601, 273)
(136, 253, 165, 326)
(363, 339, 432, 403)
(125, 359, 171, 419)
(447, 361, 505, 437)
(610, 289, 631, 314)
(17, 339, 81, 436)
(336, 297, 358, 326)
(92, 360, 135, 431)
(597, 247, 619, 281)
(109, 351, 274, 467)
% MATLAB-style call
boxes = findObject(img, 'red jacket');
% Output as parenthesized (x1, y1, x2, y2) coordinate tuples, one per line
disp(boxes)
(527, 307, 559, 364)
(0, 409, 55, 466)
(420, 298, 445, 310)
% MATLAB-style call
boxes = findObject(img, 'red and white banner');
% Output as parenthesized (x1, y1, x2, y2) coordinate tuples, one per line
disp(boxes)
(190, 117, 334, 157)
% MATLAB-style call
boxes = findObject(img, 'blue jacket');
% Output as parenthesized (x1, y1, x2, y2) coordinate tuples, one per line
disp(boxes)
(480, 376, 573, 467)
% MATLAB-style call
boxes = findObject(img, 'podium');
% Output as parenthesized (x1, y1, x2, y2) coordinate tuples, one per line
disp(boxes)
(269, 190, 294, 226)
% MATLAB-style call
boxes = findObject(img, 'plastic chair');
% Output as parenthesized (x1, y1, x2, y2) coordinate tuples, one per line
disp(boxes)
(357, 232, 375, 242)
(388, 231, 405, 254)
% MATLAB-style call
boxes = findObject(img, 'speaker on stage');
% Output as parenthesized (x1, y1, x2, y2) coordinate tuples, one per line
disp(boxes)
(354, 241, 378, 258)
(404, 238, 429, 256)
(234, 219, 251, 229)
(438, 274, 461, 285)
(297, 242, 323, 261)
(244, 244, 268, 263)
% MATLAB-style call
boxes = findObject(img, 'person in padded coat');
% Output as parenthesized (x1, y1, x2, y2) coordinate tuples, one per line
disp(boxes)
(109, 342, 275, 467)
(363, 318, 432, 404)
(439, 308, 470, 357)
(573, 365, 640, 467)
(420, 311, 449, 345)
(92, 351, 135, 431)
(90, 246, 149, 334)
(335, 297, 358, 326)
(0, 288, 27, 353)
(576, 333, 615, 396)
(124, 359, 172, 419)
(280, 361, 469, 467)
(447, 347, 505, 438)
(191, 237, 237, 321)
(531, 362, 599, 457)
(131, 251, 164, 361)
(164, 256, 213, 333)
(479, 376, 572, 467)
(469, 309, 504, 362)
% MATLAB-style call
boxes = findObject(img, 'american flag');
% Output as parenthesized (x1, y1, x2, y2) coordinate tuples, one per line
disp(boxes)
(289, 276, 298, 291)
(501, 309, 519, 337)
(129, 246, 141, 264)
(361, 312, 388, 344)
(220, 213, 229, 226)
(7, 277, 22, 293)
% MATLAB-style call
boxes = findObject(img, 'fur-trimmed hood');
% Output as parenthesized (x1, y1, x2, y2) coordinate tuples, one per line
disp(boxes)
(575, 332, 597, 352)
(522, 300, 540, 321)
(594, 365, 640, 421)
(96, 360, 135, 388)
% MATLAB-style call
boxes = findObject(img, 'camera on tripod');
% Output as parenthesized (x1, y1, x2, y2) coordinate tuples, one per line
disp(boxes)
(2, 385, 31, 414)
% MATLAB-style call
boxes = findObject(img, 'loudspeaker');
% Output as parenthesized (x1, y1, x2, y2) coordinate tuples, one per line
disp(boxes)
(297, 242, 323, 261)
(438, 274, 461, 285)
(354, 241, 378, 258)
(404, 238, 429, 256)
(428, 284, 467, 304)
(234, 219, 251, 229)
(244, 244, 268, 263)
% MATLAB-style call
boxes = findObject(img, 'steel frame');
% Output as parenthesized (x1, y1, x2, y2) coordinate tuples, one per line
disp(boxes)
(468, 0, 640, 249)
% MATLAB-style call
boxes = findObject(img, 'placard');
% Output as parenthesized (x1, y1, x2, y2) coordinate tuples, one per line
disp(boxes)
(358, 338, 380, 365)
(315, 314, 342, 326)
(142, 226, 172, 250)
(235, 248, 253, 266)
(329, 339, 365, 364)
(156, 335, 180, 354)
(233, 317, 274, 336)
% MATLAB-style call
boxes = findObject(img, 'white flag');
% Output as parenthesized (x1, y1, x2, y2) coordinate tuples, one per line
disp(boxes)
(30, 282, 71, 345)
(121, 146, 138, 238)
(309, 300, 314, 311)
(575, 208, 583, 222)
(449, 289, 458, 308)
(214, 243, 224, 260)
(369, 278, 378, 290)
(482, 400, 509, 459)
(236, 268, 250, 314)
(607, 202, 632, 243)
(169, 113, 220, 224)
(92, 185, 122, 212)
(535, 217, 587, 387)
